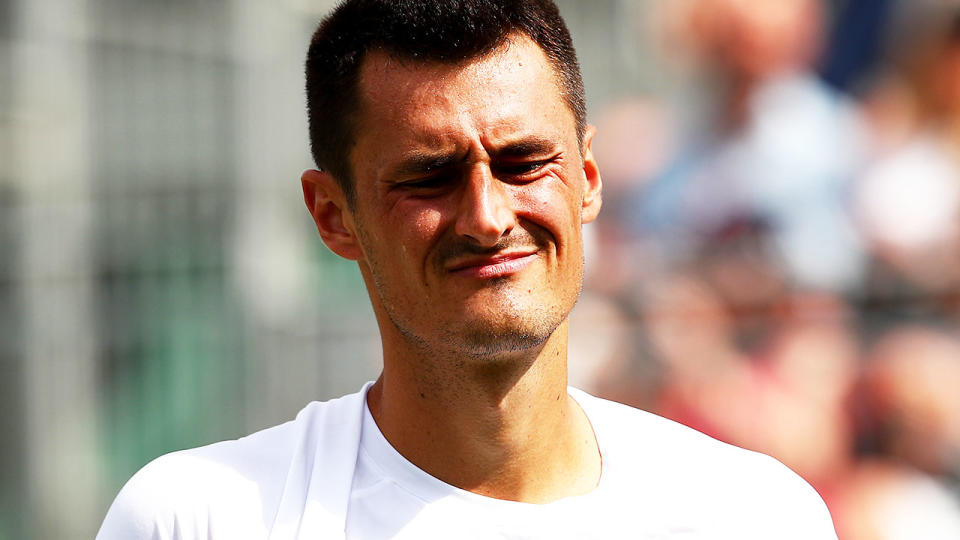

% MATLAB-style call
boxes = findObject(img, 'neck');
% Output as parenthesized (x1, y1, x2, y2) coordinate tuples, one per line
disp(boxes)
(366, 321, 601, 503)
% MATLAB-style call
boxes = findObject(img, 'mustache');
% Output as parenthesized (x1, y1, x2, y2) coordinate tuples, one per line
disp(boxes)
(434, 228, 549, 268)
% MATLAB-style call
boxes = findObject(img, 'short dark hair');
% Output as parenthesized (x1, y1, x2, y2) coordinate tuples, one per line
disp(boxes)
(305, 0, 586, 204)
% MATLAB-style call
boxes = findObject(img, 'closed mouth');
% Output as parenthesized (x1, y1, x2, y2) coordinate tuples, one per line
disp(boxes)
(446, 251, 539, 278)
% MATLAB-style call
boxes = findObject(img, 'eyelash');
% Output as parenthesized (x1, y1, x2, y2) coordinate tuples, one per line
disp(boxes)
(495, 160, 550, 178)
(402, 175, 453, 190)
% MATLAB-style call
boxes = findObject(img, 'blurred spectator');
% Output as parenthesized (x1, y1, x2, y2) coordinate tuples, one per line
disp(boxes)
(863, 326, 960, 489)
(837, 461, 960, 540)
(646, 0, 868, 292)
(855, 11, 960, 296)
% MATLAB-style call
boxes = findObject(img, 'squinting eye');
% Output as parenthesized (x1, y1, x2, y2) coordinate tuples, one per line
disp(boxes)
(496, 160, 548, 178)
(400, 174, 454, 190)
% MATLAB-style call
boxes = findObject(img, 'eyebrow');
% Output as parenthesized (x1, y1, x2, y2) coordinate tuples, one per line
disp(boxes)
(388, 152, 460, 178)
(489, 137, 558, 159)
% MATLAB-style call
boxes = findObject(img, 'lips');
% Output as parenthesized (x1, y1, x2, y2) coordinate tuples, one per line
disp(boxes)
(447, 251, 538, 279)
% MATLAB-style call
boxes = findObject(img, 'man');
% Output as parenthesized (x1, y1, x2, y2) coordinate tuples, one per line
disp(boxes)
(98, 0, 838, 538)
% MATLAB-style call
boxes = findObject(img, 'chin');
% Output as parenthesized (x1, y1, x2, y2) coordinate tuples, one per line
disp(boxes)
(445, 311, 561, 359)
(457, 328, 552, 358)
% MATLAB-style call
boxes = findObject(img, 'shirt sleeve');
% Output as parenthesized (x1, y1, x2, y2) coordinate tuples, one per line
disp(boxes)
(96, 457, 185, 540)
(96, 447, 281, 540)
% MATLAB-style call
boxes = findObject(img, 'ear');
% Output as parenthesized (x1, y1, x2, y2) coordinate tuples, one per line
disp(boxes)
(301, 169, 364, 260)
(580, 124, 603, 224)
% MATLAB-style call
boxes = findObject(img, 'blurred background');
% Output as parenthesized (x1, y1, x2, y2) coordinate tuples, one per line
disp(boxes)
(2, 0, 960, 538)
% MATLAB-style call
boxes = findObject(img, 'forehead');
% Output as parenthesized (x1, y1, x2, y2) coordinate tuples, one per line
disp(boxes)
(349, 34, 574, 174)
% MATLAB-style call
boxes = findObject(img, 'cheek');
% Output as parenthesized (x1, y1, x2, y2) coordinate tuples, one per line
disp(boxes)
(390, 203, 446, 263)
(513, 176, 582, 244)
(412, 206, 444, 237)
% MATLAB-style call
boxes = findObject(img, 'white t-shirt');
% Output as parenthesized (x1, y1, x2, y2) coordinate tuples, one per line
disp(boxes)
(98, 384, 838, 539)
(346, 387, 837, 539)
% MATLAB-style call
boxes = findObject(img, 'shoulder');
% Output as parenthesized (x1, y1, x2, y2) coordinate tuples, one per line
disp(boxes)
(97, 386, 370, 540)
(571, 387, 745, 465)
(571, 388, 838, 539)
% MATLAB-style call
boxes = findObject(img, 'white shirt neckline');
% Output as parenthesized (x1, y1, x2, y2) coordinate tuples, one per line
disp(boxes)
(357, 386, 609, 513)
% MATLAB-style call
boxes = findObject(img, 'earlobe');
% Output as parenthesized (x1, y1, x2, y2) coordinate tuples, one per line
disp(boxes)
(301, 169, 364, 261)
(580, 125, 603, 224)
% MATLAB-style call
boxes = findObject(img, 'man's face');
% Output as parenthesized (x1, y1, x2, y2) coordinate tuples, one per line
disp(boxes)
(342, 34, 601, 357)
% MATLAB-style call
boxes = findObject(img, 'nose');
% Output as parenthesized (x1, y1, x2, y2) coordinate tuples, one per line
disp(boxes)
(454, 165, 515, 247)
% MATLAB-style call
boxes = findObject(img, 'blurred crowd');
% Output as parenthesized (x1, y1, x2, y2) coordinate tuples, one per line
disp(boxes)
(572, 0, 960, 538)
